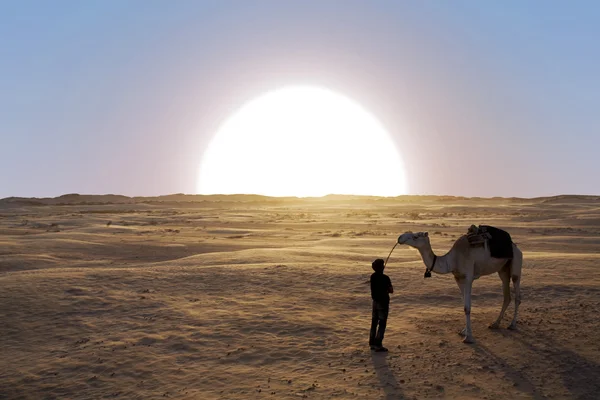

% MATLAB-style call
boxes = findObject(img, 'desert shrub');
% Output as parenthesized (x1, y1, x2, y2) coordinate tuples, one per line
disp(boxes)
(408, 212, 421, 220)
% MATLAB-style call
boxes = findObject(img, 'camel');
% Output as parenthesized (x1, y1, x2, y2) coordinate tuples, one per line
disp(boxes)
(397, 229, 523, 343)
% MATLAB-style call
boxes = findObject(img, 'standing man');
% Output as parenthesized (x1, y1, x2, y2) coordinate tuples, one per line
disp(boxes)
(369, 258, 393, 352)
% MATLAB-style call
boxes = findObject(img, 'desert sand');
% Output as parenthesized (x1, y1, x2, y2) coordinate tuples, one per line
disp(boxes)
(1, 194, 600, 399)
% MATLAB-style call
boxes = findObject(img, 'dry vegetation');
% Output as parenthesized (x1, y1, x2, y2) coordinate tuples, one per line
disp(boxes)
(1, 194, 600, 399)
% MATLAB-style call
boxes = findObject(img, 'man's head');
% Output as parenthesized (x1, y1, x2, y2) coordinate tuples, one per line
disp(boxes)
(372, 258, 385, 273)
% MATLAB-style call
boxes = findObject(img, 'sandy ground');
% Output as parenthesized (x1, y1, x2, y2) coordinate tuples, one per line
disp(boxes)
(1, 194, 600, 399)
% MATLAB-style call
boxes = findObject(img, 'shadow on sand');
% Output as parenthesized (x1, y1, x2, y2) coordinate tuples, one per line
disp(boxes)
(474, 342, 546, 400)
(481, 328, 600, 400)
(370, 352, 405, 400)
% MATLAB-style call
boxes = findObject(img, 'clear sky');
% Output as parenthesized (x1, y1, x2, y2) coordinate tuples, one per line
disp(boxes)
(1, 1, 598, 198)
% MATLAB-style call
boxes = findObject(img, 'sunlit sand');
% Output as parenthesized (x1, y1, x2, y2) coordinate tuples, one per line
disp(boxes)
(1, 194, 599, 399)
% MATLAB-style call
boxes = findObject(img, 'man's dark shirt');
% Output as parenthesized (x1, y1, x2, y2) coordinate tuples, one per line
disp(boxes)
(370, 272, 392, 305)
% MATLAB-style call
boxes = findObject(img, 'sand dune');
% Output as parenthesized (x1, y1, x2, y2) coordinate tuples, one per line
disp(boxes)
(1, 195, 599, 399)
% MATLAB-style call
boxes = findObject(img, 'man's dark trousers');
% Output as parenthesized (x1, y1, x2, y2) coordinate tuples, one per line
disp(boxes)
(369, 301, 389, 346)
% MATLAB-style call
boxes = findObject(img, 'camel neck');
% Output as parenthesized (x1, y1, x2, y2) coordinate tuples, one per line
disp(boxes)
(418, 245, 436, 270)
(418, 244, 448, 273)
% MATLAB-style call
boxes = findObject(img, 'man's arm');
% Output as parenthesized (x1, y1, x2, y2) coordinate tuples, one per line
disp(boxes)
(387, 277, 393, 293)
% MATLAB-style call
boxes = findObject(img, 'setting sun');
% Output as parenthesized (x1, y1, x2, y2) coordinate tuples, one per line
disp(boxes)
(197, 86, 407, 197)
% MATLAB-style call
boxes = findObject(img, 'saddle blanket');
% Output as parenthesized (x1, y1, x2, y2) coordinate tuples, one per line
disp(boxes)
(467, 225, 514, 259)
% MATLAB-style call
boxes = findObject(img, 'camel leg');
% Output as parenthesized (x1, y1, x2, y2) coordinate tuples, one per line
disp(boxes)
(508, 274, 521, 329)
(463, 279, 475, 344)
(455, 277, 467, 336)
(489, 267, 511, 329)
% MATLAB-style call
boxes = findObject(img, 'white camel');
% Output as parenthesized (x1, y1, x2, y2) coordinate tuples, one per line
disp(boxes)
(397, 230, 523, 343)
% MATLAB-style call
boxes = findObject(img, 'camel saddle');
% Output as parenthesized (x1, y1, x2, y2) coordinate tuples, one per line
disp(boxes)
(467, 225, 514, 259)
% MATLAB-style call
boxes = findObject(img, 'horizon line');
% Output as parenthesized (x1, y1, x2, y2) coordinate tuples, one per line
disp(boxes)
(2, 192, 599, 202)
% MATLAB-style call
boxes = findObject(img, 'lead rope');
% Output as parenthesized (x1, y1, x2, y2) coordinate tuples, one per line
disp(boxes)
(384, 242, 398, 267)
(365, 242, 398, 285)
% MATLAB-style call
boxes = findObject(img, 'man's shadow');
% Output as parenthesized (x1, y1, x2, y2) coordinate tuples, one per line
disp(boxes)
(370, 352, 405, 400)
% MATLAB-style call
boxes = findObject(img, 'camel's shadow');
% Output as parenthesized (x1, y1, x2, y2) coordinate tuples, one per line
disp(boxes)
(481, 328, 600, 400)
(473, 340, 545, 400)
(370, 352, 406, 400)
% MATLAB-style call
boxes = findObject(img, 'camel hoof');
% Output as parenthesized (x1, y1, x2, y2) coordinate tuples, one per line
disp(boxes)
(507, 323, 517, 330)
(488, 323, 500, 330)
(463, 336, 475, 344)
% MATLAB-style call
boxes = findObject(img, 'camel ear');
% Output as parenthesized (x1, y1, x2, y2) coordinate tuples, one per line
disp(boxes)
(424, 232, 429, 237)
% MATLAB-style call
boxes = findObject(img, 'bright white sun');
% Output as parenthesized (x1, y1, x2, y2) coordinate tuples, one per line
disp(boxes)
(197, 86, 407, 197)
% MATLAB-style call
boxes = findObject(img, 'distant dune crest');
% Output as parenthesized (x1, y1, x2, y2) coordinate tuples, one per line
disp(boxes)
(1, 193, 599, 208)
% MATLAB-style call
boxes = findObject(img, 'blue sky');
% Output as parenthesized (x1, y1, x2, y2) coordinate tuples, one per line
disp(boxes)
(1, 1, 598, 197)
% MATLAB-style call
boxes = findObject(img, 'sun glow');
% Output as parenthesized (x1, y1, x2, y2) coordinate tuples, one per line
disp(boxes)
(198, 86, 407, 197)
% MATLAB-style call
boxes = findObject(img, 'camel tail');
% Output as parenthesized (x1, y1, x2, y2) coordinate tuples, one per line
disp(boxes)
(508, 243, 523, 280)
(505, 257, 514, 276)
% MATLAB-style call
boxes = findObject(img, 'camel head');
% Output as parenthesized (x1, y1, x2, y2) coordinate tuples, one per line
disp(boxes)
(398, 231, 435, 278)
(397, 231, 430, 249)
